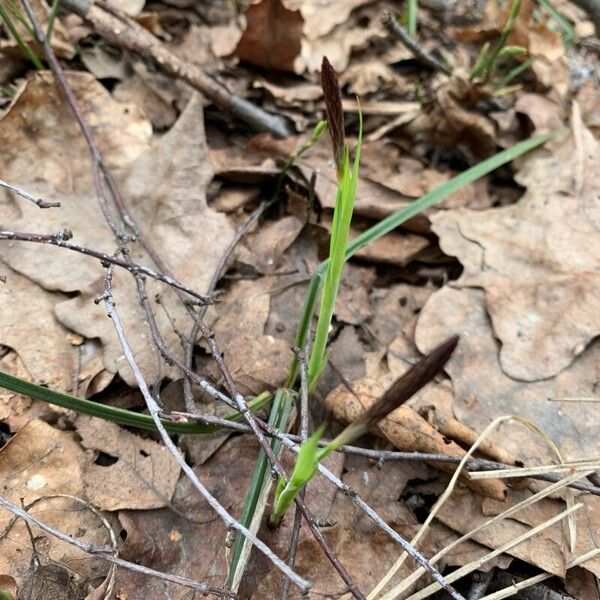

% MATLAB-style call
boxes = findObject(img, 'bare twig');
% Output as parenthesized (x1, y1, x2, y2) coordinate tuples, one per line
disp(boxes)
(0, 179, 60, 208)
(19, 4, 309, 593)
(98, 265, 311, 594)
(0, 493, 232, 597)
(0, 229, 214, 305)
(164, 410, 600, 498)
(182, 198, 273, 412)
(59, 0, 291, 138)
(282, 345, 311, 600)
(382, 11, 451, 75)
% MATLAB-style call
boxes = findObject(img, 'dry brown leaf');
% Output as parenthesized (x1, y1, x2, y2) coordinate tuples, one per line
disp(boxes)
(333, 263, 375, 326)
(566, 565, 600, 599)
(239, 215, 304, 274)
(255, 77, 323, 107)
(0, 421, 111, 593)
(436, 486, 569, 578)
(0, 71, 150, 198)
(370, 283, 436, 347)
(235, 0, 303, 72)
(298, 145, 428, 231)
(320, 214, 430, 267)
(80, 43, 129, 80)
(531, 57, 570, 101)
(54, 94, 234, 385)
(454, 0, 564, 63)
(169, 24, 216, 67)
(361, 145, 485, 210)
(109, 0, 144, 16)
(0, 83, 231, 385)
(427, 115, 600, 381)
(405, 71, 497, 157)
(209, 278, 293, 394)
(113, 72, 180, 130)
(0, 260, 103, 393)
(294, 10, 383, 73)
(339, 59, 406, 95)
(416, 286, 600, 582)
(283, 0, 375, 40)
(76, 415, 180, 510)
(576, 81, 600, 135)
(0, 419, 85, 518)
(415, 286, 600, 463)
(514, 93, 564, 134)
(437, 486, 600, 581)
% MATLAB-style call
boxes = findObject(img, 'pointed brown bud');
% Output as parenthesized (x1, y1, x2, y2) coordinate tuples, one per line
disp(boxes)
(362, 335, 459, 429)
(331, 335, 459, 449)
(321, 56, 345, 178)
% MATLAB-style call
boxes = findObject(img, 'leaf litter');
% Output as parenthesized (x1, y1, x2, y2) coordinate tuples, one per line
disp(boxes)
(0, 0, 599, 597)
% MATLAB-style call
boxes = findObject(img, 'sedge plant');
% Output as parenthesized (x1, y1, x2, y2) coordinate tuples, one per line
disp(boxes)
(469, 0, 524, 82)
(269, 335, 460, 526)
(306, 56, 362, 392)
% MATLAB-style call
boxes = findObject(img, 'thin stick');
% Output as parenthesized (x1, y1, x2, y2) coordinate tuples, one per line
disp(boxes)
(98, 265, 311, 594)
(160, 410, 600, 498)
(59, 0, 290, 138)
(135, 275, 366, 598)
(0, 229, 214, 305)
(282, 345, 311, 600)
(382, 11, 451, 75)
(0, 493, 232, 597)
(0, 179, 60, 208)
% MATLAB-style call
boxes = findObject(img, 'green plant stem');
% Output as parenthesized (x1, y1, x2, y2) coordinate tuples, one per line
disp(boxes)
(469, 0, 522, 81)
(496, 56, 534, 90)
(539, 0, 575, 46)
(227, 388, 295, 588)
(46, 0, 61, 40)
(0, 370, 269, 435)
(289, 130, 558, 388)
(407, 0, 418, 37)
(0, 3, 44, 69)
(227, 126, 324, 588)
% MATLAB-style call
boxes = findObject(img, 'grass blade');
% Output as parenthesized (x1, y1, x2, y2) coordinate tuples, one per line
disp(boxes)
(0, 370, 269, 435)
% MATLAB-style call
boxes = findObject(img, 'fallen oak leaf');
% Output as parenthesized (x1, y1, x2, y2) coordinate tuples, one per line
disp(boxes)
(428, 110, 599, 381)
(76, 415, 180, 511)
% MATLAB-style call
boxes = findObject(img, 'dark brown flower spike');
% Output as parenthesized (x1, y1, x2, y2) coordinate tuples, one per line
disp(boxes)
(321, 56, 345, 179)
(329, 335, 459, 449)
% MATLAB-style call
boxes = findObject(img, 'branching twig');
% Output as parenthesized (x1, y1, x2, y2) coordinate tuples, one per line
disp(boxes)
(382, 11, 451, 75)
(58, 0, 291, 138)
(0, 229, 214, 305)
(0, 179, 60, 208)
(98, 265, 311, 594)
(0, 493, 232, 597)
(283, 345, 311, 600)
(17, 4, 462, 597)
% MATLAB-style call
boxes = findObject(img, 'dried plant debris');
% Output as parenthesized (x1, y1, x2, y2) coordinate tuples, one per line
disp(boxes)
(1, 0, 600, 596)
